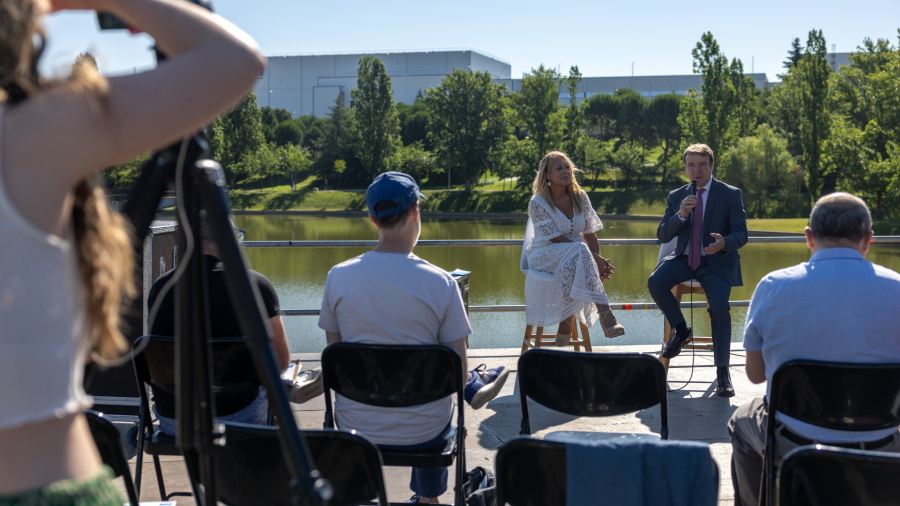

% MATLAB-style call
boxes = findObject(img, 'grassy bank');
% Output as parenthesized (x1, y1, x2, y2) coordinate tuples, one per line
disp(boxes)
(228, 185, 670, 215)
(226, 185, 900, 235)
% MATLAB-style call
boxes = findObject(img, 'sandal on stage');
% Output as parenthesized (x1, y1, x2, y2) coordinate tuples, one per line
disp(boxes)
(555, 332, 572, 347)
(600, 311, 625, 338)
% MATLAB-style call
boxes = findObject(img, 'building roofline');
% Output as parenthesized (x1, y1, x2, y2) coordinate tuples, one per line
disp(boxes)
(265, 48, 511, 66)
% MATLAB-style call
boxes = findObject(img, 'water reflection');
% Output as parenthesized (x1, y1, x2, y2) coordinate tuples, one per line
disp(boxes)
(234, 215, 900, 353)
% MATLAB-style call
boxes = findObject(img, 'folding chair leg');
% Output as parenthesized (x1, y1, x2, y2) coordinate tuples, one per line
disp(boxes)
(134, 449, 143, 501)
(153, 455, 167, 501)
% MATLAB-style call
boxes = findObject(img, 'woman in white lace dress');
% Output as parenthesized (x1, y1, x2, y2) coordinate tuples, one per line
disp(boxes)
(522, 152, 625, 345)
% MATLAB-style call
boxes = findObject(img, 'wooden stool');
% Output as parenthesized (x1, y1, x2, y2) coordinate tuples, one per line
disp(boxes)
(659, 282, 713, 375)
(521, 317, 593, 353)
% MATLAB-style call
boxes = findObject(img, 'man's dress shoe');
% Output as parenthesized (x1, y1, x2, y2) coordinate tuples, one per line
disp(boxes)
(716, 367, 735, 397)
(661, 325, 693, 359)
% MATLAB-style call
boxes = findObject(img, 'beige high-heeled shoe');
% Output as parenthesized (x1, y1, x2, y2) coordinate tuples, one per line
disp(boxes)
(555, 332, 572, 347)
(600, 311, 625, 338)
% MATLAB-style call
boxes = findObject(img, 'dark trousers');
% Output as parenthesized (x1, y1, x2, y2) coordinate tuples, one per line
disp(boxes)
(647, 255, 732, 367)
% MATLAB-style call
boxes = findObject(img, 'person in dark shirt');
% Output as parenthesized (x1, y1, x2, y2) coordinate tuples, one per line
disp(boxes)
(146, 215, 290, 436)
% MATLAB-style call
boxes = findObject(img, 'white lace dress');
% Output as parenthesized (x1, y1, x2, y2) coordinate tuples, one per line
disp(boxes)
(524, 192, 608, 328)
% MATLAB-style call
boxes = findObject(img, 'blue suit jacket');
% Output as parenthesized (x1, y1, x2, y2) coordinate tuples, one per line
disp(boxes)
(656, 178, 748, 287)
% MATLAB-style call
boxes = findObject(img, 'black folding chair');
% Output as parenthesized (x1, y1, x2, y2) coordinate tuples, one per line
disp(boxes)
(322, 342, 467, 506)
(132, 335, 264, 501)
(518, 349, 668, 441)
(495, 438, 567, 506)
(214, 423, 389, 506)
(777, 445, 900, 506)
(85, 411, 139, 506)
(763, 360, 900, 505)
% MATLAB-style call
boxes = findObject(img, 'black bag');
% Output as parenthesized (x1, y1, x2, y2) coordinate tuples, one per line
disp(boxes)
(463, 466, 497, 506)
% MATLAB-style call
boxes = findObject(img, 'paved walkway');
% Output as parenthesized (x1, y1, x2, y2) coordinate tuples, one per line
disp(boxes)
(114, 345, 761, 505)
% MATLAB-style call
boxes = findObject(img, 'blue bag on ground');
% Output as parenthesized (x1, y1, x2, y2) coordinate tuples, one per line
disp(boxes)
(565, 439, 717, 506)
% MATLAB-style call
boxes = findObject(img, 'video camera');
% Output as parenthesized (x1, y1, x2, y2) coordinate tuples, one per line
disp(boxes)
(97, 0, 212, 30)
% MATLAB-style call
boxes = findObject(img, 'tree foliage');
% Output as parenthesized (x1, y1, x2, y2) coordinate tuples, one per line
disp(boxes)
(514, 65, 563, 158)
(797, 29, 832, 203)
(784, 38, 804, 70)
(727, 124, 795, 218)
(351, 56, 400, 178)
(424, 69, 508, 191)
(680, 32, 758, 168)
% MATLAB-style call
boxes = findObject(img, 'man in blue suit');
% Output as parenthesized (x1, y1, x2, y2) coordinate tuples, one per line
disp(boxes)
(648, 144, 748, 396)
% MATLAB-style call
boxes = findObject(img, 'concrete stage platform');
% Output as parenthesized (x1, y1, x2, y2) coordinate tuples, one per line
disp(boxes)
(112, 344, 760, 505)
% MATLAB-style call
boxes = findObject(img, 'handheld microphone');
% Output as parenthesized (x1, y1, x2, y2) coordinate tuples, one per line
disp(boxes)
(689, 181, 697, 197)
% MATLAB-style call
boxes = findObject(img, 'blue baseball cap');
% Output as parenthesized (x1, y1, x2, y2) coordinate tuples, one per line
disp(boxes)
(366, 171, 427, 218)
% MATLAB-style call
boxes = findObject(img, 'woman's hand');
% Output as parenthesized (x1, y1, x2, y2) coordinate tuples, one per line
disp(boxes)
(593, 253, 615, 282)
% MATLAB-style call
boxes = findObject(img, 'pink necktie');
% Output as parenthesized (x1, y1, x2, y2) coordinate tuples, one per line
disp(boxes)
(689, 188, 705, 270)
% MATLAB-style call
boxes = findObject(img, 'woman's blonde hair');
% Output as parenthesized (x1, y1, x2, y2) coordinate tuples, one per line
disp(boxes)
(531, 151, 585, 215)
(1, 0, 135, 360)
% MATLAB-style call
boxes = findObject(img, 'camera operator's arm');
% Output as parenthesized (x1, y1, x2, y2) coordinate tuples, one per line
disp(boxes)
(6, 0, 265, 231)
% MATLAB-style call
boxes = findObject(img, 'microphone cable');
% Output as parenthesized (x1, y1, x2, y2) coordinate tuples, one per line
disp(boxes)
(668, 181, 698, 393)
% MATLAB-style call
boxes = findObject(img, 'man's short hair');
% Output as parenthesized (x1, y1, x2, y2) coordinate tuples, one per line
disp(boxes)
(371, 200, 415, 230)
(683, 144, 715, 166)
(809, 192, 872, 244)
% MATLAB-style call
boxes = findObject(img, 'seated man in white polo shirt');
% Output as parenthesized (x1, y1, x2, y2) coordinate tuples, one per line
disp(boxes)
(728, 192, 900, 505)
(318, 172, 509, 504)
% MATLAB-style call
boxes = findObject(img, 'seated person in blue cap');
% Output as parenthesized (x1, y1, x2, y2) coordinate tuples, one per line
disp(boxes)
(318, 171, 509, 504)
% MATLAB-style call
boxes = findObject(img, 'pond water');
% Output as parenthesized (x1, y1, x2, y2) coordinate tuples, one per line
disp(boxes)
(234, 214, 900, 353)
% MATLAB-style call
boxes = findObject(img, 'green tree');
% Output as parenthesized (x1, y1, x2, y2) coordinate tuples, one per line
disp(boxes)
(314, 93, 354, 176)
(351, 56, 401, 178)
(578, 136, 610, 189)
(390, 142, 440, 184)
(211, 91, 265, 189)
(273, 120, 303, 147)
(424, 69, 508, 191)
(784, 38, 804, 70)
(609, 144, 645, 188)
(614, 88, 649, 148)
(514, 64, 563, 158)
(680, 32, 758, 168)
(647, 93, 684, 179)
(397, 98, 432, 148)
(279, 144, 309, 191)
(260, 106, 292, 143)
(333, 159, 346, 190)
(563, 66, 584, 157)
(502, 137, 539, 191)
(727, 124, 795, 218)
(797, 29, 832, 202)
(827, 119, 899, 219)
(583, 93, 618, 141)
(766, 73, 803, 157)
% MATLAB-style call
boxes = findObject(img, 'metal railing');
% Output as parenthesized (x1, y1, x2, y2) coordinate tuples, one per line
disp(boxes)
(243, 236, 900, 249)
(258, 235, 900, 316)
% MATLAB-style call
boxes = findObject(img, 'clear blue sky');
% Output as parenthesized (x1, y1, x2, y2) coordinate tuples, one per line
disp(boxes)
(41, 0, 900, 83)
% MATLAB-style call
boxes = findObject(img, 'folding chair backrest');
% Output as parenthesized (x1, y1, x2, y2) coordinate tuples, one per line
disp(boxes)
(496, 438, 566, 506)
(770, 360, 900, 431)
(519, 349, 667, 417)
(132, 335, 260, 418)
(214, 423, 388, 506)
(321, 342, 463, 407)
(778, 445, 900, 506)
(85, 411, 139, 506)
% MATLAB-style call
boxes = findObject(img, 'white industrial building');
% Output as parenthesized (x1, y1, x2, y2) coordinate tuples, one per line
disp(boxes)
(254, 49, 511, 117)
(253, 48, 774, 117)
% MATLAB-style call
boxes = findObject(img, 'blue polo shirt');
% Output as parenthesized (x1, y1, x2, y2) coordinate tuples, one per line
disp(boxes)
(744, 247, 900, 442)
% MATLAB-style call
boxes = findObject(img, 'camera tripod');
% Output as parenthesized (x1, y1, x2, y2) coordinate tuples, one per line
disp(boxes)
(123, 134, 330, 506)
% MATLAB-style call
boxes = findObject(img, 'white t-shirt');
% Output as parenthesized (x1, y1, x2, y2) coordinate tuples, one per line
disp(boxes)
(318, 251, 471, 446)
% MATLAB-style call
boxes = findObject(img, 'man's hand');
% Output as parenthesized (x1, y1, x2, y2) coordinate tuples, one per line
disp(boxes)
(704, 233, 726, 255)
(679, 195, 697, 219)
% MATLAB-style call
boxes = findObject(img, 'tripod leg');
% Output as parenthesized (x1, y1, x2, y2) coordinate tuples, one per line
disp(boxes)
(194, 160, 326, 506)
